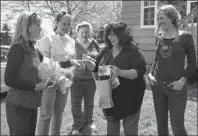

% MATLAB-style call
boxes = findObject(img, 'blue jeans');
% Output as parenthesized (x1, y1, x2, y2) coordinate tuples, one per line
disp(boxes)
(70, 79, 96, 130)
(103, 110, 140, 136)
(37, 86, 69, 135)
(151, 81, 188, 136)
(6, 101, 38, 136)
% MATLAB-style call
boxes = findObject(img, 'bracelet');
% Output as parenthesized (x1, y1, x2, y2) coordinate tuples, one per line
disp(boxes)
(180, 77, 187, 83)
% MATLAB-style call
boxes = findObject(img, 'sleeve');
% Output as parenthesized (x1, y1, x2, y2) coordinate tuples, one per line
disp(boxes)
(132, 47, 147, 78)
(182, 33, 197, 79)
(149, 37, 158, 74)
(4, 44, 36, 90)
(93, 46, 109, 72)
(37, 35, 51, 58)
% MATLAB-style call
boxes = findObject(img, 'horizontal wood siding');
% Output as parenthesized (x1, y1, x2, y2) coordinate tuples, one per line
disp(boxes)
(121, 1, 197, 64)
(121, 1, 156, 64)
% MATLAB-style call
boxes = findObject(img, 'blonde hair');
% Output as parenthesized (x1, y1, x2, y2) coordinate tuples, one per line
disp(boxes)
(11, 12, 42, 50)
(155, 4, 181, 41)
(75, 21, 93, 33)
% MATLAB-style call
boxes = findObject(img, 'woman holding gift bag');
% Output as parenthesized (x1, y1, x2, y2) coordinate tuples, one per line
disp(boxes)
(4, 12, 48, 135)
(84, 22, 146, 135)
(36, 11, 81, 135)
(70, 21, 100, 135)
(148, 5, 196, 136)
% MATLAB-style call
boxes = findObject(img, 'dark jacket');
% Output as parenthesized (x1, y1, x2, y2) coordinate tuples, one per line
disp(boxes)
(94, 44, 146, 121)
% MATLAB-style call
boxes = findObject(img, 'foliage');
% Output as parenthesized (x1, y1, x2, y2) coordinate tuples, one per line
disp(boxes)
(0, 23, 12, 46)
(93, 26, 105, 44)
(1, 1, 122, 38)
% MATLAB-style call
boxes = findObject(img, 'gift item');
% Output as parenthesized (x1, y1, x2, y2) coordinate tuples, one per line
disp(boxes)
(92, 72, 114, 109)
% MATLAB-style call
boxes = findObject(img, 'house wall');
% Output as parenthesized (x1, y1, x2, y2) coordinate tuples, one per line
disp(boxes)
(121, 1, 197, 65)
(121, 1, 157, 65)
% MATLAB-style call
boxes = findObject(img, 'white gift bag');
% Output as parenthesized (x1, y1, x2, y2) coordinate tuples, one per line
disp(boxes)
(92, 71, 114, 109)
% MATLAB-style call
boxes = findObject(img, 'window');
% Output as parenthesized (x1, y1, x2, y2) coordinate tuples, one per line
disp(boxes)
(187, 1, 197, 26)
(140, 1, 158, 28)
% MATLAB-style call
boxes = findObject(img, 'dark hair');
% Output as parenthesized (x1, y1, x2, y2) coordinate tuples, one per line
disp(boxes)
(53, 11, 71, 31)
(104, 22, 138, 49)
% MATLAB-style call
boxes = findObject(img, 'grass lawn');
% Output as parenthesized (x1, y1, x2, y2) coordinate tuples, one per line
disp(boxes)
(1, 85, 197, 135)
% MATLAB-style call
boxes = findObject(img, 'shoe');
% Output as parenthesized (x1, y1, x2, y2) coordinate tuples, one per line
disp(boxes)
(81, 124, 96, 136)
(71, 129, 81, 135)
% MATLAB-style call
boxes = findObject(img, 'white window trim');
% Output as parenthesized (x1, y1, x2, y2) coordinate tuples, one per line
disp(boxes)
(187, 1, 197, 26)
(140, 1, 158, 29)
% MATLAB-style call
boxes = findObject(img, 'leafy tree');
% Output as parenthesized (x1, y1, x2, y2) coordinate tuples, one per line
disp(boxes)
(1, 23, 12, 45)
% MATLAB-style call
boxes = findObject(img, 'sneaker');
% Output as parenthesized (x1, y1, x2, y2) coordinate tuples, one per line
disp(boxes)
(81, 124, 96, 136)
(71, 129, 81, 135)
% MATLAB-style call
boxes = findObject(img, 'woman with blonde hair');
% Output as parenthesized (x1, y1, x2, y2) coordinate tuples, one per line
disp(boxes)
(36, 11, 82, 135)
(4, 12, 48, 135)
(148, 4, 196, 136)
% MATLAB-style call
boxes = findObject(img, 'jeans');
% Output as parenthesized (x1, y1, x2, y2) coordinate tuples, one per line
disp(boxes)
(70, 79, 96, 130)
(6, 101, 38, 136)
(37, 86, 69, 135)
(151, 81, 188, 136)
(103, 110, 140, 136)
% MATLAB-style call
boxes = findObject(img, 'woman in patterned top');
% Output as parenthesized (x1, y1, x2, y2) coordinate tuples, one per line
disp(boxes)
(36, 11, 82, 135)
(4, 12, 48, 136)
(148, 4, 196, 136)
(70, 21, 100, 135)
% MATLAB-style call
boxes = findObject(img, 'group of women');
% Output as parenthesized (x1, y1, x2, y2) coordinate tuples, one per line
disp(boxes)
(4, 4, 196, 136)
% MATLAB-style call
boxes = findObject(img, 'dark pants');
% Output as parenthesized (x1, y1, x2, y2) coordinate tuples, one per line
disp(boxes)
(151, 81, 188, 136)
(103, 110, 140, 136)
(6, 101, 38, 136)
(70, 79, 96, 130)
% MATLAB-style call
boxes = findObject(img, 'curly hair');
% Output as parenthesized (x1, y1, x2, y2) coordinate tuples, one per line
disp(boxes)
(155, 4, 181, 39)
(104, 22, 137, 49)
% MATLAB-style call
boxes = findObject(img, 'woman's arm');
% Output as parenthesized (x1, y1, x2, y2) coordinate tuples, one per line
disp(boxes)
(4, 44, 36, 90)
(92, 46, 109, 72)
(115, 47, 146, 80)
(182, 33, 197, 80)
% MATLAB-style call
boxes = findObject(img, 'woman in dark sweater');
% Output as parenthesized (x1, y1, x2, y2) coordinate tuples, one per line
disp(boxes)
(148, 5, 196, 136)
(4, 12, 79, 136)
(84, 22, 146, 135)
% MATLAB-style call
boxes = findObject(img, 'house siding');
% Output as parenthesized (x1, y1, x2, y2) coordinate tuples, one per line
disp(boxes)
(121, 1, 197, 65)
(121, 1, 156, 64)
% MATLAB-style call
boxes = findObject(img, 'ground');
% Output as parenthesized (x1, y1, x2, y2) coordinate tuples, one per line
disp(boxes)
(1, 85, 197, 135)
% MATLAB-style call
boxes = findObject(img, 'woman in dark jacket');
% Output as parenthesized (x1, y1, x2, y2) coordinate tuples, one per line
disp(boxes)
(84, 21, 146, 135)
(4, 12, 80, 136)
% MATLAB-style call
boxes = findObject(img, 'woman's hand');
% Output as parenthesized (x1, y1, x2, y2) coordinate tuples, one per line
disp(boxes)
(81, 54, 96, 71)
(148, 73, 157, 86)
(35, 81, 48, 90)
(110, 65, 122, 77)
(70, 59, 81, 67)
(167, 77, 186, 90)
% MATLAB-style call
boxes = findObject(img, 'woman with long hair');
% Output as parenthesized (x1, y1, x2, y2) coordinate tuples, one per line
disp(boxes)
(84, 21, 146, 135)
(4, 12, 47, 135)
(148, 4, 196, 136)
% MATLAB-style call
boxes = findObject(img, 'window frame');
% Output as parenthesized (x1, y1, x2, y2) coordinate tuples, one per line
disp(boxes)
(187, 0, 197, 26)
(140, 1, 158, 28)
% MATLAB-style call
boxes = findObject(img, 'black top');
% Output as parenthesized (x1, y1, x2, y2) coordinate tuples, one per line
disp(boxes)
(93, 44, 146, 121)
(4, 41, 72, 91)
(150, 32, 197, 81)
